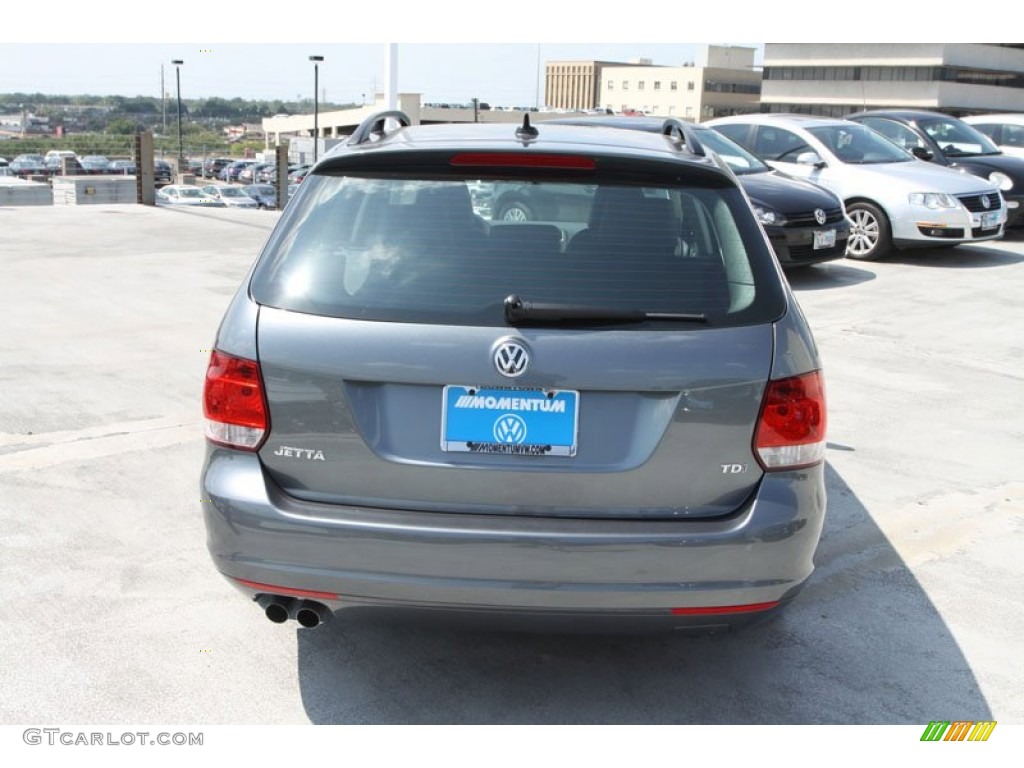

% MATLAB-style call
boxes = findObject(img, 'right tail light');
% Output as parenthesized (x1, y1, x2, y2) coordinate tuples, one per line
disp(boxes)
(754, 371, 826, 471)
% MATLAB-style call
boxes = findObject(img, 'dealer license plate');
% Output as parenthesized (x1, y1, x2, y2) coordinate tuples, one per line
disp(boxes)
(441, 386, 579, 457)
(979, 211, 1000, 230)
(813, 228, 837, 249)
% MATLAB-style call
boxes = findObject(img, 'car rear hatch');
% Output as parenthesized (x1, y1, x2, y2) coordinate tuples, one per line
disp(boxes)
(247, 147, 789, 519)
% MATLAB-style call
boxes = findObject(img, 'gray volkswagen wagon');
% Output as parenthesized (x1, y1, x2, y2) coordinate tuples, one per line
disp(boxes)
(201, 112, 827, 633)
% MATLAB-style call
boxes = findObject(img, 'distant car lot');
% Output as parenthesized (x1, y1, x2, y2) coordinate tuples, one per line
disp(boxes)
(0, 206, 1021, 724)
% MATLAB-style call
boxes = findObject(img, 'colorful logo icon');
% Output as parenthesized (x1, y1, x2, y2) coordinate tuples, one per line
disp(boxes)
(920, 721, 996, 742)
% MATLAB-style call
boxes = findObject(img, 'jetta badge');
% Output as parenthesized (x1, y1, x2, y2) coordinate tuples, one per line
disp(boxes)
(814, 208, 827, 225)
(981, 195, 991, 209)
(493, 340, 529, 377)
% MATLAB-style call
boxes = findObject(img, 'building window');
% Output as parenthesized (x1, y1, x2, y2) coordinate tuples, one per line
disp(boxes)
(670, 81, 678, 91)
(638, 81, 645, 91)
(687, 81, 695, 91)
(608, 80, 614, 90)
(654, 81, 661, 90)
(622, 81, 629, 90)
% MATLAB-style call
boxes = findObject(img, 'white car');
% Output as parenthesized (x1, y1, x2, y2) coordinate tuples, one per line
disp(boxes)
(706, 114, 1007, 260)
(962, 114, 1024, 160)
(201, 185, 259, 208)
(156, 185, 225, 207)
(44, 149, 78, 164)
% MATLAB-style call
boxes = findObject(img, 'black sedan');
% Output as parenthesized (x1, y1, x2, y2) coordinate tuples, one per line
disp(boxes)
(154, 160, 173, 186)
(543, 116, 851, 268)
(79, 155, 112, 174)
(8, 155, 49, 177)
(846, 109, 1024, 228)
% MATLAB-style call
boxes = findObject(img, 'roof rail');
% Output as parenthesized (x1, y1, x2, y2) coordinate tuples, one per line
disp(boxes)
(348, 110, 412, 146)
(661, 118, 705, 157)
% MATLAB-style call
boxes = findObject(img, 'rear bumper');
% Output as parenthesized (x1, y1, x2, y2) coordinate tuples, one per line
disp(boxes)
(201, 447, 826, 628)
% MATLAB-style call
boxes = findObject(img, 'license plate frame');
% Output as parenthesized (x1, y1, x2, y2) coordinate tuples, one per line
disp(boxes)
(441, 386, 579, 457)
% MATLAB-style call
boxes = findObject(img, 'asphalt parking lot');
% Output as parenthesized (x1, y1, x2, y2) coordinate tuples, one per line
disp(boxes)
(1, 204, 1021, 725)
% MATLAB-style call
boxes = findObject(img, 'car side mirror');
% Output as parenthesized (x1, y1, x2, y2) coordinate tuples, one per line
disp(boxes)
(796, 151, 826, 168)
(910, 146, 934, 161)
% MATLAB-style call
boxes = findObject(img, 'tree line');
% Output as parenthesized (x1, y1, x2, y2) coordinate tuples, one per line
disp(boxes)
(0, 93, 358, 122)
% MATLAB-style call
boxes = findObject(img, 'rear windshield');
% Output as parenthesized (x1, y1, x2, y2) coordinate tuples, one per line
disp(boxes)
(250, 174, 786, 328)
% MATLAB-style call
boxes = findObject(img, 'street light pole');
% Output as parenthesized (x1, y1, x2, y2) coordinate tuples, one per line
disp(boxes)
(309, 55, 324, 163)
(172, 59, 184, 175)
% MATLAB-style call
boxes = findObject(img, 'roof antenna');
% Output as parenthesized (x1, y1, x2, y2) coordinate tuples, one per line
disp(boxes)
(516, 113, 539, 141)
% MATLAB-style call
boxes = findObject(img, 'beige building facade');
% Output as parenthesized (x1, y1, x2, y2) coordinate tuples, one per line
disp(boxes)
(545, 46, 761, 120)
(762, 43, 1024, 116)
(545, 60, 643, 111)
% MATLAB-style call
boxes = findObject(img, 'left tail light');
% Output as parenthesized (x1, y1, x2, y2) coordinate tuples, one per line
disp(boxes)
(203, 350, 268, 451)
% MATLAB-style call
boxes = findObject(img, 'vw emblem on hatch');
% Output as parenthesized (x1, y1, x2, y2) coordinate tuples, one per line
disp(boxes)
(981, 195, 991, 209)
(493, 340, 529, 378)
(493, 414, 528, 444)
(814, 208, 827, 225)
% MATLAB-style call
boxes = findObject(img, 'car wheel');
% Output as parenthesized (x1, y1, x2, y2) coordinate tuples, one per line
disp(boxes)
(845, 201, 892, 261)
(497, 200, 534, 223)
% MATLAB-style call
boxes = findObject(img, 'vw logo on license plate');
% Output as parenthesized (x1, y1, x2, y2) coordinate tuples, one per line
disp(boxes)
(493, 414, 527, 444)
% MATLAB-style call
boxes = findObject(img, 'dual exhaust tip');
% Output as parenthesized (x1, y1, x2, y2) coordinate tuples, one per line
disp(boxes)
(256, 595, 329, 628)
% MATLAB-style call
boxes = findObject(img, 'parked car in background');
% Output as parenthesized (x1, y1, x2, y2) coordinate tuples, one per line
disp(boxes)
(962, 114, 1024, 160)
(9, 155, 49, 177)
(239, 163, 273, 184)
(201, 184, 259, 208)
(221, 160, 257, 182)
(288, 164, 312, 184)
(154, 160, 173, 186)
(707, 114, 1007, 260)
(79, 155, 112, 174)
(202, 157, 233, 179)
(156, 184, 225, 207)
(201, 110, 828, 634)
(845, 109, 1024, 228)
(108, 160, 137, 175)
(241, 183, 277, 209)
(257, 164, 279, 183)
(549, 115, 851, 268)
(46, 155, 86, 175)
(44, 149, 78, 169)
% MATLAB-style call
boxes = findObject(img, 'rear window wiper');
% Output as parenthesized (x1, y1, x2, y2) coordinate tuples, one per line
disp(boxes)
(503, 295, 707, 325)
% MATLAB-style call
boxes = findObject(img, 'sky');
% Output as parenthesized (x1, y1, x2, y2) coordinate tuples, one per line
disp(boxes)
(0, 43, 761, 107)
(0, 2, 1002, 107)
